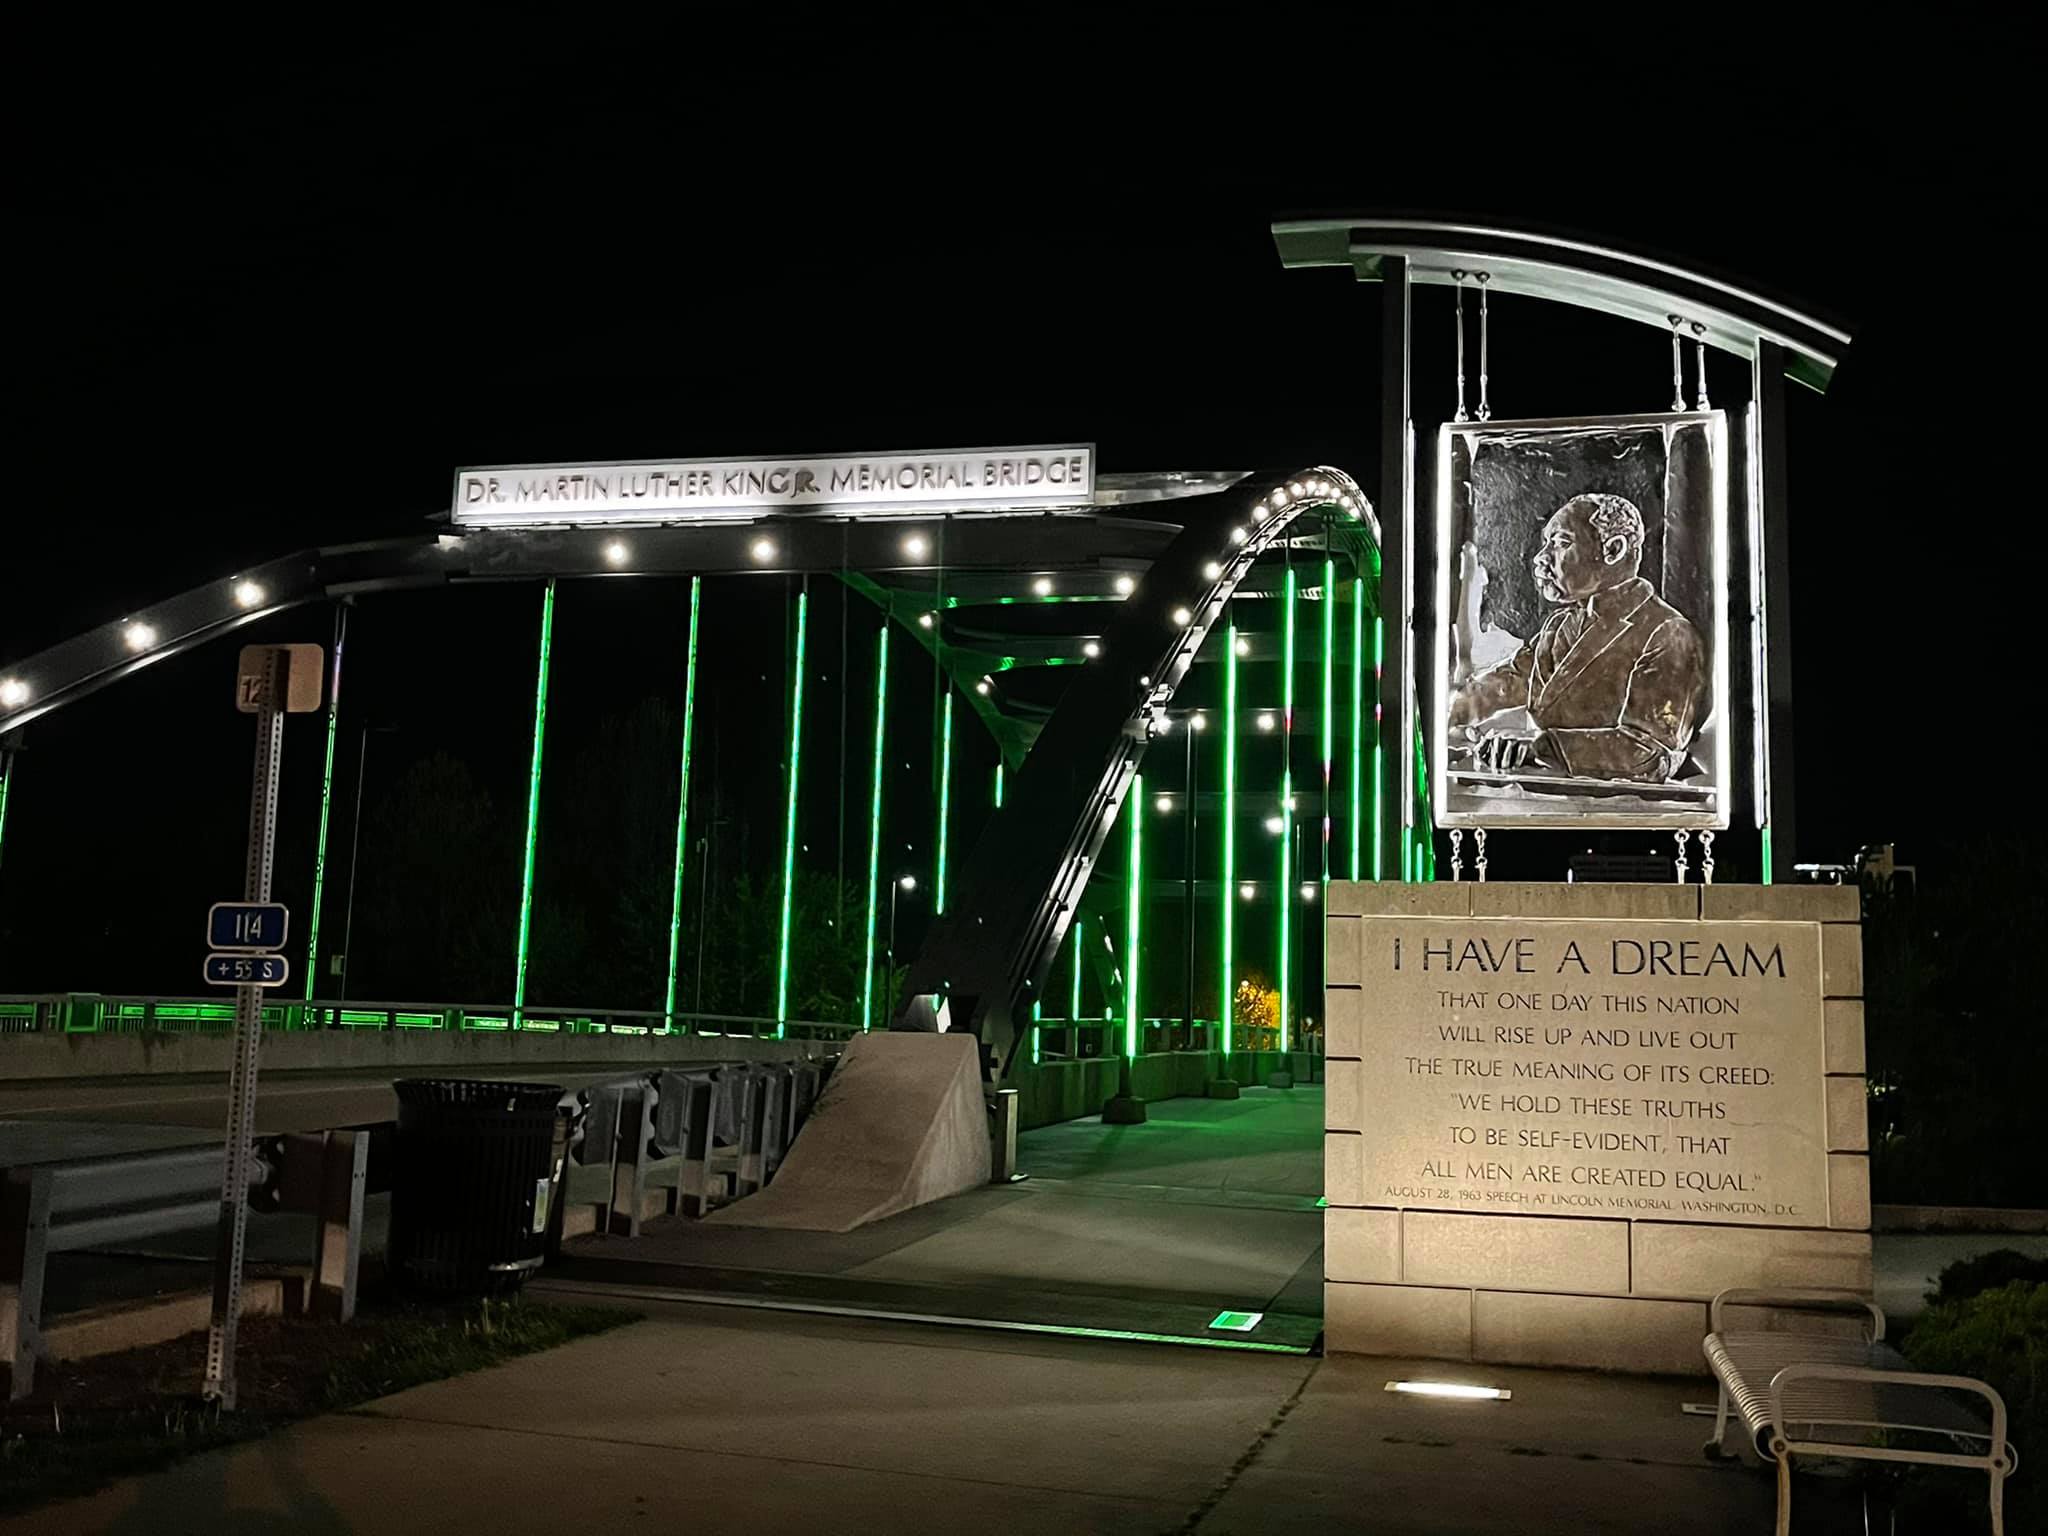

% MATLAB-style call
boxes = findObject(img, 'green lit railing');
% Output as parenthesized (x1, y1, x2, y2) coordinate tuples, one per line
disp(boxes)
(0, 993, 857, 1040)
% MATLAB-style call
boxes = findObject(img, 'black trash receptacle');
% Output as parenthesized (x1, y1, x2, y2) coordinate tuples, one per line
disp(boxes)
(389, 1078, 564, 1294)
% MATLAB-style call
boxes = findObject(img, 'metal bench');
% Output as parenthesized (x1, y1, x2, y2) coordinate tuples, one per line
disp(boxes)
(1702, 1286, 2017, 1535)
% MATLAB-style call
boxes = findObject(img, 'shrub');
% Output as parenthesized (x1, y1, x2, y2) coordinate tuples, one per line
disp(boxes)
(1900, 1281, 2046, 1528)
(1928, 1248, 2048, 1307)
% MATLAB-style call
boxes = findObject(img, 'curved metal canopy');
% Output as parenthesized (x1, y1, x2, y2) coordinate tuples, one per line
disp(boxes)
(1272, 217, 1852, 391)
(0, 474, 1262, 741)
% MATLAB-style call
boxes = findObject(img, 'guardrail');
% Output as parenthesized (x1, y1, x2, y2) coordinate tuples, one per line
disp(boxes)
(2, 1129, 370, 1400)
(0, 993, 861, 1041)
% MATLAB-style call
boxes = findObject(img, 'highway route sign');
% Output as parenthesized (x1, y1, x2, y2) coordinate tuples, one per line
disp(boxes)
(208, 901, 288, 951)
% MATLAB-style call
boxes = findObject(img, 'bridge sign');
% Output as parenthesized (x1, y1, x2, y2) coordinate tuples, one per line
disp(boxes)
(203, 952, 289, 988)
(208, 901, 288, 952)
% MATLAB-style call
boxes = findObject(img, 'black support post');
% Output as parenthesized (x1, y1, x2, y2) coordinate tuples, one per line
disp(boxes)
(1755, 341, 1798, 872)
(1377, 257, 1411, 879)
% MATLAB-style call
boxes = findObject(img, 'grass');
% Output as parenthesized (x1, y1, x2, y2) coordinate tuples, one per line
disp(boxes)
(0, 1294, 637, 1516)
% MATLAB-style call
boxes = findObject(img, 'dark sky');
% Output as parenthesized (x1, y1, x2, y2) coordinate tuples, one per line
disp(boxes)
(4, 14, 2031, 991)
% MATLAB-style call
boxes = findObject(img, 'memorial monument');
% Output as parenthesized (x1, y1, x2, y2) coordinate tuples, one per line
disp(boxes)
(1281, 223, 1868, 1374)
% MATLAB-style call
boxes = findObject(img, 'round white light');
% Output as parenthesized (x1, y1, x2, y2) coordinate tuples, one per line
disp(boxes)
(1154, 715, 1172, 735)
(750, 537, 777, 563)
(1264, 814, 1285, 835)
(1229, 526, 1248, 545)
(1239, 882, 1257, 901)
(1114, 574, 1136, 596)
(898, 874, 918, 891)
(976, 678, 991, 696)
(1269, 490, 1287, 509)
(1257, 710, 1276, 731)
(602, 540, 629, 567)
(1154, 794, 1173, 814)
(903, 533, 930, 559)
(123, 621, 158, 653)
(1203, 560, 1223, 580)
(232, 579, 266, 608)
(1288, 482, 1304, 498)
(918, 612, 936, 629)
(1032, 576, 1054, 597)
(1192, 713, 1208, 731)
(1235, 637, 1251, 657)
(1302, 883, 1320, 901)
(0, 678, 28, 709)
(1082, 640, 1101, 659)
(1172, 605, 1192, 626)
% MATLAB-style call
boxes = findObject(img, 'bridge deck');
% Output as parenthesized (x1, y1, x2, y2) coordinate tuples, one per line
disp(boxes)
(556, 1086, 1327, 1348)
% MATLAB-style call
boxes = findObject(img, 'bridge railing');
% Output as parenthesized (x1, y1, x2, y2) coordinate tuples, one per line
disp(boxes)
(0, 993, 859, 1041)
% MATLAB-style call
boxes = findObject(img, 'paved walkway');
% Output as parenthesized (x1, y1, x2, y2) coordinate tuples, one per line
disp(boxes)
(557, 1086, 1327, 1346)
(12, 1295, 1806, 1535)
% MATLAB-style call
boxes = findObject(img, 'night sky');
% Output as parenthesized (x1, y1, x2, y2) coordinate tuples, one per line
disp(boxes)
(5, 16, 2031, 996)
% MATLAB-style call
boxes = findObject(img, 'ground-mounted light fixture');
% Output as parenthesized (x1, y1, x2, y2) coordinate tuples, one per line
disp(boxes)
(1384, 1381, 1512, 1402)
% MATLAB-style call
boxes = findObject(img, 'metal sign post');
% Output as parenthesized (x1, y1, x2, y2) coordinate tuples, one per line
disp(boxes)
(204, 646, 308, 1409)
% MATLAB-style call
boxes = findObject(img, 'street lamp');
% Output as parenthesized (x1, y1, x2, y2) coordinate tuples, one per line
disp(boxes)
(888, 873, 918, 977)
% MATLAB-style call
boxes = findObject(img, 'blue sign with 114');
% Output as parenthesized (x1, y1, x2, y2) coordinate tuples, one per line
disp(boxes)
(207, 902, 289, 951)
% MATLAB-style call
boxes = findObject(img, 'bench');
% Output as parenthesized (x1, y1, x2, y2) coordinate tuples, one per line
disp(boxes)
(1701, 1286, 2017, 1535)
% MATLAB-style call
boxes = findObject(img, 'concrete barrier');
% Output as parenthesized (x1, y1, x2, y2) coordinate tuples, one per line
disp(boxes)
(1011, 1049, 1321, 1130)
(0, 1029, 822, 1082)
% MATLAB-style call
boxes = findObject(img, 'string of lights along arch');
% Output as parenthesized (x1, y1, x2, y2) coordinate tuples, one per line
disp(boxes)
(0, 449, 1390, 1074)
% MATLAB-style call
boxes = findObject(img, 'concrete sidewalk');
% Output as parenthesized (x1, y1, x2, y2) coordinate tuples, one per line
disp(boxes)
(10, 1295, 1802, 1535)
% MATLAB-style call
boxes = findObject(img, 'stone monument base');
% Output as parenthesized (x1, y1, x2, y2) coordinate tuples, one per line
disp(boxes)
(1322, 879, 1870, 1377)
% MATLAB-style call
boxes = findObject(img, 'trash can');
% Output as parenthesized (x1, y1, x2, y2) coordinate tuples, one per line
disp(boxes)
(388, 1078, 564, 1294)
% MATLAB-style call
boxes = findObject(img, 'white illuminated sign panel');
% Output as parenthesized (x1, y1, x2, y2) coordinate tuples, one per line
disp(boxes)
(451, 445, 1095, 527)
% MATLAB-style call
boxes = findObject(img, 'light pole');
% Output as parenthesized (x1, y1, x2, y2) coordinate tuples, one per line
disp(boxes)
(335, 723, 395, 1006)
(886, 873, 917, 1018)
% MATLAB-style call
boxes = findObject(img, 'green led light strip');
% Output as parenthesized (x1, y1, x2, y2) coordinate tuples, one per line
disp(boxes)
(1125, 773, 1143, 1059)
(1322, 555, 1335, 887)
(1070, 915, 1084, 1022)
(1349, 577, 1364, 881)
(1220, 617, 1239, 1055)
(775, 585, 809, 1036)
(1761, 828, 1774, 885)
(935, 688, 954, 915)
(512, 578, 557, 1028)
(303, 610, 346, 1000)
(663, 577, 704, 1027)
(530, 1279, 1311, 1355)
(860, 622, 890, 1030)
(1279, 567, 1295, 1052)
(994, 761, 1004, 809)
(1374, 611, 1385, 882)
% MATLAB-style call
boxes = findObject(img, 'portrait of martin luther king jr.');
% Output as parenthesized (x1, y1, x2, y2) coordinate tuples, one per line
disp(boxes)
(1448, 492, 1708, 785)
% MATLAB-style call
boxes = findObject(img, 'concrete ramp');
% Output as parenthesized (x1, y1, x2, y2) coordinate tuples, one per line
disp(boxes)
(705, 1032, 990, 1232)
